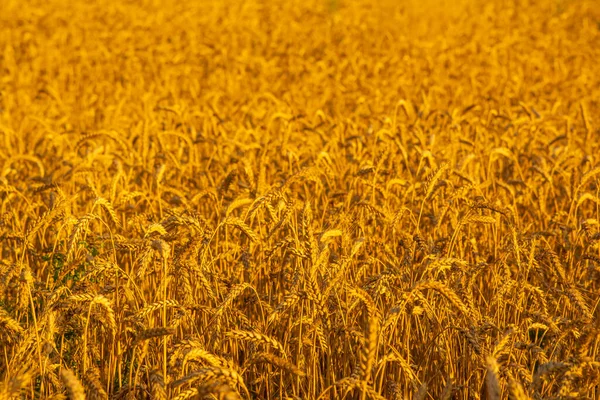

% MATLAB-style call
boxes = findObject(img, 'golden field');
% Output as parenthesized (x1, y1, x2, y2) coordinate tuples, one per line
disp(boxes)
(1, 0, 600, 398)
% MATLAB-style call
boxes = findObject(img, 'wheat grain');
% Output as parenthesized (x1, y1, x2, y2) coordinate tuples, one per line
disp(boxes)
(60, 369, 86, 400)
(226, 330, 286, 357)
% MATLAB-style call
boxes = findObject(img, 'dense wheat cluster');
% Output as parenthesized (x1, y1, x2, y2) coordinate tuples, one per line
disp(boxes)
(1, 0, 600, 398)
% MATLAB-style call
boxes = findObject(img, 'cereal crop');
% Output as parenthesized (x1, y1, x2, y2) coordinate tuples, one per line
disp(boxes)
(0, 0, 599, 398)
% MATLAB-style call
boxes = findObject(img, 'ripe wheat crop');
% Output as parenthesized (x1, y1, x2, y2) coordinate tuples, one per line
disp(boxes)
(1, 0, 599, 398)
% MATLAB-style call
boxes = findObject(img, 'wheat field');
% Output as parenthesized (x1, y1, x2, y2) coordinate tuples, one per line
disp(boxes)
(0, 0, 599, 398)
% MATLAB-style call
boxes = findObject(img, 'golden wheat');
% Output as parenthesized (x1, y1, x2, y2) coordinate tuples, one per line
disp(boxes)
(1, 0, 599, 398)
